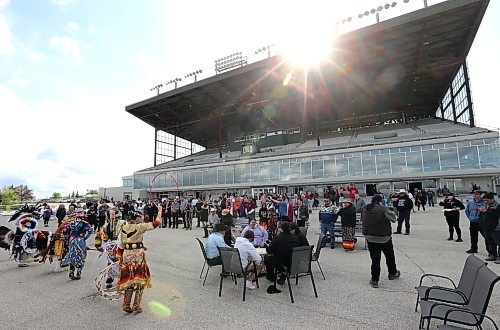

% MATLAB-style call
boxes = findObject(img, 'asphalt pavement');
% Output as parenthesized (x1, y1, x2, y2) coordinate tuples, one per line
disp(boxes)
(1, 206, 499, 329)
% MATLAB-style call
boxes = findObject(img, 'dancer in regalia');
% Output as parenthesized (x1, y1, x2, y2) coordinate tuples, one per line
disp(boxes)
(58, 208, 93, 279)
(116, 206, 162, 313)
(95, 208, 125, 288)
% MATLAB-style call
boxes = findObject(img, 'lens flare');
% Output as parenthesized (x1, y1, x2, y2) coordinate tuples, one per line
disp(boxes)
(149, 300, 172, 318)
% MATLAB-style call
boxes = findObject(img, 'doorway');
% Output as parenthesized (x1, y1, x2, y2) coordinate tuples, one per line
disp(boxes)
(366, 184, 377, 196)
(408, 182, 422, 194)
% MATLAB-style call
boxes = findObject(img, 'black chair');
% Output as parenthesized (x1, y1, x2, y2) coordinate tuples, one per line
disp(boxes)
(196, 238, 219, 286)
(438, 309, 498, 329)
(311, 233, 326, 280)
(218, 247, 259, 301)
(419, 266, 500, 329)
(275, 245, 318, 303)
(415, 254, 486, 311)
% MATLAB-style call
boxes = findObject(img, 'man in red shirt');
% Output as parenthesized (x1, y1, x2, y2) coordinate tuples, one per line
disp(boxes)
(348, 183, 359, 199)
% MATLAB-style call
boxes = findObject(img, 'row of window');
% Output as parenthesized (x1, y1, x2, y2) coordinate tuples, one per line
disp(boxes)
(133, 138, 500, 189)
(234, 127, 301, 143)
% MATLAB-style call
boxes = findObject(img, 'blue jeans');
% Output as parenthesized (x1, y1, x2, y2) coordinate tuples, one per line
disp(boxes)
(320, 222, 335, 247)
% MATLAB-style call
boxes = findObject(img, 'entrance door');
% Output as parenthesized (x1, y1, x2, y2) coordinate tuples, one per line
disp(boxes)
(408, 182, 422, 194)
(366, 184, 377, 196)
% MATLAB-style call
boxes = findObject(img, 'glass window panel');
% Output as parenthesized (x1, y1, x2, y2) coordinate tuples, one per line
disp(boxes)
(250, 164, 260, 182)
(348, 157, 362, 176)
(390, 148, 400, 154)
(336, 157, 348, 177)
(483, 138, 498, 145)
(312, 160, 324, 179)
(445, 142, 457, 148)
(270, 161, 280, 181)
(433, 143, 444, 150)
(399, 147, 411, 153)
(217, 168, 225, 184)
(478, 144, 500, 168)
(376, 154, 391, 175)
(234, 165, 242, 184)
(190, 171, 196, 187)
(280, 162, 290, 181)
(324, 159, 337, 178)
(459, 146, 480, 169)
(183, 172, 190, 187)
(195, 171, 203, 186)
(423, 150, 440, 172)
(406, 151, 423, 173)
(421, 145, 432, 151)
(390, 153, 407, 174)
(241, 164, 251, 183)
(439, 148, 459, 171)
(362, 155, 376, 176)
(226, 167, 234, 184)
(290, 162, 300, 179)
(470, 139, 484, 146)
(259, 162, 270, 181)
(301, 161, 312, 179)
(457, 141, 471, 147)
(379, 149, 390, 155)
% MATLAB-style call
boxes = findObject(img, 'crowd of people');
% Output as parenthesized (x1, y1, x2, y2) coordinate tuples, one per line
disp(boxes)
(2, 184, 498, 307)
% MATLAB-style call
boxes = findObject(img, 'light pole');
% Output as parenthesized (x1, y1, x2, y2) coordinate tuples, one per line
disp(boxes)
(184, 70, 202, 82)
(150, 84, 163, 95)
(166, 77, 182, 89)
(254, 44, 274, 59)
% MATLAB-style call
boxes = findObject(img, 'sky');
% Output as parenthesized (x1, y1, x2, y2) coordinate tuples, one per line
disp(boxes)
(0, 0, 498, 199)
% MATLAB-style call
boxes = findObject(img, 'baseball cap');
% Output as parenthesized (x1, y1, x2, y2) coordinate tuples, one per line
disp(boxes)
(483, 193, 495, 200)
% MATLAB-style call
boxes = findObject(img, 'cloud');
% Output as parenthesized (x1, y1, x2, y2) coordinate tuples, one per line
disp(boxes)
(0, 0, 9, 9)
(9, 71, 31, 87)
(0, 16, 13, 56)
(37, 148, 59, 162)
(67, 22, 80, 32)
(50, 0, 77, 8)
(88, 25, 96, 34)
(49, 35, 82, 64)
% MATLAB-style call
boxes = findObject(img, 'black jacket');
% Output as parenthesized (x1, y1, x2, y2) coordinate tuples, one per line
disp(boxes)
(267, 233, 300, 270)
(481, 202, 500, 231)
(439, 198, 465, 220)
(337, 204, 357, 227)
(295, 232, 309, 247)
(396, 196, 413, 211)
(362, 204, 393, 237)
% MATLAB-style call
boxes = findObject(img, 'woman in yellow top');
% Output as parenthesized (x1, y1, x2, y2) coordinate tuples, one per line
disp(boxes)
(116, 205, 162, 313)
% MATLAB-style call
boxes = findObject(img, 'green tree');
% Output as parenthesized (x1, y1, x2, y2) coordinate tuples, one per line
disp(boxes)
(15, 184, 34, 201)
(87, 189, 98, 195)
(0, 186, 20, 205)
(71, 191, 75, 198)
(75, 191, 80, 198)
(52, 192, 62, 199)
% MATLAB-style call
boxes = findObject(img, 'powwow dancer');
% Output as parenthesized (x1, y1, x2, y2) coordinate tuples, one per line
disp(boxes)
(8, 214, 48, 267)
(58, 208, 93, 279)
(95, 210, 126, 288)
(116, 206, 162, 313)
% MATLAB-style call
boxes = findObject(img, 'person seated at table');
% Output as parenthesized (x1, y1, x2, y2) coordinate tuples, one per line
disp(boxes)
(290, 223, 309, 247)
(264, 222, 300, 284)
(241, 219, 269, 248)
(220, 209, 235, 246)
(205, 224, 228, 266)
(204, 208, 220, 238)
(234, 230, 262, 290)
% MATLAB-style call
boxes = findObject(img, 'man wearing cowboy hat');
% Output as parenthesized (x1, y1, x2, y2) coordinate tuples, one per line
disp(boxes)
(394, 190, 414, 235)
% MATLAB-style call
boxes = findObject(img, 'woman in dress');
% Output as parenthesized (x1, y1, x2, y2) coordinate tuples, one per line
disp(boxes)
(116, 206, 162, 313)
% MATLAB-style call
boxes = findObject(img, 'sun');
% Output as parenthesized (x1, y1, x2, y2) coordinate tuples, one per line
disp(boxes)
(274, 3, 338, 68)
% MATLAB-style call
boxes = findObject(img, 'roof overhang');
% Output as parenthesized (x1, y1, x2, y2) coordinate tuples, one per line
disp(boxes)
(126, 0, 489, 148)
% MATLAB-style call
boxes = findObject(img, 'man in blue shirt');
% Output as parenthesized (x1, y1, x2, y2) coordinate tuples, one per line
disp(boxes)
(465, 191, 488, 254)
(205, 224, 228, 265)
(319, 197, 337, 249)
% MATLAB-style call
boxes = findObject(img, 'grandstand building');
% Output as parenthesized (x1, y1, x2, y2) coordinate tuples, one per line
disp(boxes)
(114, 0, 500, 201)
